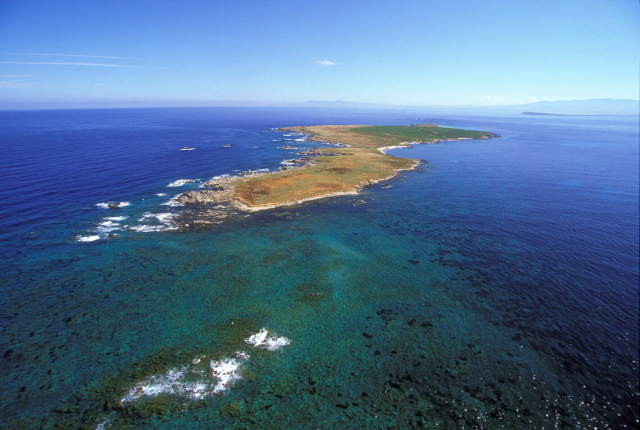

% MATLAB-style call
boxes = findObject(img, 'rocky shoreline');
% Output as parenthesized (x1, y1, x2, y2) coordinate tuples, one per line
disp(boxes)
(171, 135, 345, 229)
(276, 126, 350, 148)
(170, 125, 470, 230)
(172, 161, 425, 231)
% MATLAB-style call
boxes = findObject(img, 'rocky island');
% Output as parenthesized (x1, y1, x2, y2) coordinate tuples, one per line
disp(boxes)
(175, 124, 496, 226)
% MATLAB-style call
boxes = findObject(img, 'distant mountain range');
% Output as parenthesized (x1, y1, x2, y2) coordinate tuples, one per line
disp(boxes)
(301, 98, 639, 116)
(2, 98, 637, 114)
(499, 98, 639, 115)
(303, 100, 388, 108)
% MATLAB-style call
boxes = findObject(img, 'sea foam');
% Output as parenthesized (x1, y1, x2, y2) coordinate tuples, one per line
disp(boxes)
(96, 201, 130, 209)
(161, 194, 185, 206)
(96, 221, 122, 234)
(120, 352, 250, 405)
(120, 365, 204, 404)
(138, 212, 176, 223)
(130, 212, 178, 233)
(119, 328, 289, 406)
(167, 179, 196, 187)
(129, 225, 176, 233)
(75, 235, 101, 243)
(103, 216, 128, 222)
(245, 328, 290, 351)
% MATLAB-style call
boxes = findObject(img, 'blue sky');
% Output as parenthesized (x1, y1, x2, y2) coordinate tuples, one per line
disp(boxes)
(0, 0, 638, 107)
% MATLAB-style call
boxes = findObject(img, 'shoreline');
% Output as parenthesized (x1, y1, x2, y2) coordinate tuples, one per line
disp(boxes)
(377, 136, 478, 154)
(173, 124, 495, 226)
(377, 144, 414, 154)
(233, 157, 423, 212)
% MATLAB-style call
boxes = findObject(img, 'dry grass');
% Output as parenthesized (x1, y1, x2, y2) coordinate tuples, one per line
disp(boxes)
(234, 150, 413, 206)
(232, 125, 491, 208)
(282, 125, 381, 149)
(285, 124, 492, 148)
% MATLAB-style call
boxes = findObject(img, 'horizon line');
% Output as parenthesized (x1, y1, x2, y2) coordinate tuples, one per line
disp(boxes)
(0, 98, 638, 113)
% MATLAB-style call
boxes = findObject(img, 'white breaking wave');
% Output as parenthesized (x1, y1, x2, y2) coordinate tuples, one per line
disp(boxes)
(103, 216, 128, 221)
(119, 365, 206, 404)
(120, 352, 249, 405)
(96, 221, 122, 233)
(167, 179, 196, 187)
(96, 201, 130, 209)
(129, 224, 177, 233)
(162, 194, 185, 206)
(138, 212, 176, 223)
(280, 159, 305, 166)
(117, 328, 290, 407)
(208, 174, 231, 180)
(76, 215, 129, 243)
(129, 212, 178, 233)
(75, 235, 100, 243)
(209, 357, 244, 393)
(245, 328, 290, 351)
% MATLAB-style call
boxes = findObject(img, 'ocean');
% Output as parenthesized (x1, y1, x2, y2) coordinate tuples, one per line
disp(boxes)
(0, 107, 638, 429)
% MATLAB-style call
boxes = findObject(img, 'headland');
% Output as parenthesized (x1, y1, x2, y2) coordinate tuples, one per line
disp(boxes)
(175, 124, 497, 226)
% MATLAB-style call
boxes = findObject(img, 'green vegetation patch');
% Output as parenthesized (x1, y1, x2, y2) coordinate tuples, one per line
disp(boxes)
(350, 125, 493, 146)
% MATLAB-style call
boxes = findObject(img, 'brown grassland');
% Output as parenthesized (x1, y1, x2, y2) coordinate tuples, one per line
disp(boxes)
(231, 125, 493, 208)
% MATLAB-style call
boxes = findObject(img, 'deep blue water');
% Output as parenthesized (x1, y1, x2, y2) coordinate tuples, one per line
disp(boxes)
(0, 107, 638, 429)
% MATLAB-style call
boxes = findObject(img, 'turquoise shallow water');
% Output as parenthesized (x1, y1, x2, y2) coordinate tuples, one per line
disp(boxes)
(0, 108, 638, 429)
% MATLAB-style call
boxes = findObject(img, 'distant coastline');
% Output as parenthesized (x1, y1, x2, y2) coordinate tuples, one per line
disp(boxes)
(522, 111, 636, 117)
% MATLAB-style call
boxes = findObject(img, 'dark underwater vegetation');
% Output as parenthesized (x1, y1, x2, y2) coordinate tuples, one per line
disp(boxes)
(0, 107, 637, 429)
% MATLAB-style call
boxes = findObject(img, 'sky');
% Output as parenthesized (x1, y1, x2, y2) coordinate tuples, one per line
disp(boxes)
(0, 0, 638, 108)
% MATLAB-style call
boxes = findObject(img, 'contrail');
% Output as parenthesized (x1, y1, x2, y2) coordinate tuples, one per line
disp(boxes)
(0, 61, 146, 68)
(0, 52, 151, 60)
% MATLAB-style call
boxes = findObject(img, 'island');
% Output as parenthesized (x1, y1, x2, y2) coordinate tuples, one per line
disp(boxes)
(175, 124, 497, 226)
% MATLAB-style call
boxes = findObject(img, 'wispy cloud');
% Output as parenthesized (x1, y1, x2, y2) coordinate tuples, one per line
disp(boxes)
(0, 74, 37, 78)
(0, 80, 32, 89)
(317, 60, 335, 66)
(0, 52, 150, 60)
(92, 79, 134, 88)
(0, 61, 147, 68)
